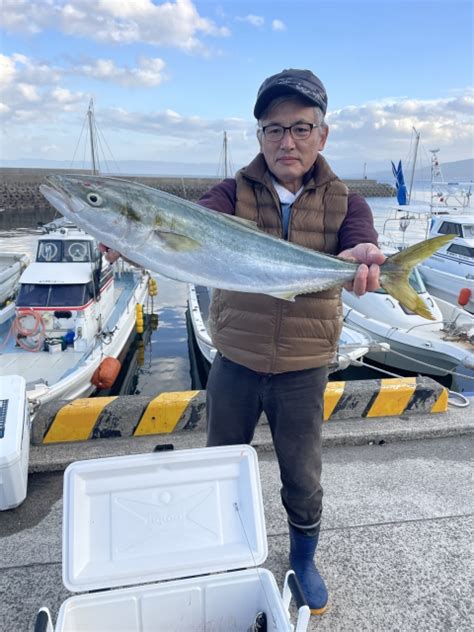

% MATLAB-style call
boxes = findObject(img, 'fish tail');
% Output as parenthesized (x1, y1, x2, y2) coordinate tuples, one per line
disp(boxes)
(380, 234, 455, 320)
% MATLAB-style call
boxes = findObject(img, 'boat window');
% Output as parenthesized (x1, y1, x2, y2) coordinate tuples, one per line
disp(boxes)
(37, 240, 62, 262)
(462, 225, 474, 238)
(49, 284, 87, 306)
(64, 241, 91, 262)
(17, 284, 50, 306)
(437, 221, 463, 236)
(447, 244, 474, 258)
(375, 268, 426, 295)
(17, 284, 88, 307)
(36, 240, 92, 262)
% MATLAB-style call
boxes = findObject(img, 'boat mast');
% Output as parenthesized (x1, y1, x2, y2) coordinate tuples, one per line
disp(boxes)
(223, 131, 228, 178)
(87, 98, 99, 175)
(408, 126, 420, 203)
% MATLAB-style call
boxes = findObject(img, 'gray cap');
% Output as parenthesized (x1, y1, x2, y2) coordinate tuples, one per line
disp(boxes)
(253, 68, 328, 119)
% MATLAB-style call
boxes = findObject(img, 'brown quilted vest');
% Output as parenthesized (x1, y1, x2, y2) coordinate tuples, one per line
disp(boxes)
(209, 152, 348, 373)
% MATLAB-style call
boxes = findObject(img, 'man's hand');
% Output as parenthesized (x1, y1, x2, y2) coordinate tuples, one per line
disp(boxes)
(338, 243, 386, 295)
(99, 243, 121, 264)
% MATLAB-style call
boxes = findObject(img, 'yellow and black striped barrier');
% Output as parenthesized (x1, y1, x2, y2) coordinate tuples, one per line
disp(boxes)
(31, 376, 447, 444)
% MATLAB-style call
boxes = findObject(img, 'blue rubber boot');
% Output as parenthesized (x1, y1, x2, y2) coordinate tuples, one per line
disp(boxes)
(289, 524, 328, 615)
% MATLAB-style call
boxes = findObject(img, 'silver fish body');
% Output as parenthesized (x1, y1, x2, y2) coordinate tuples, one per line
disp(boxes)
(40, 174, 454, 318)
(40, 174, 358, 300)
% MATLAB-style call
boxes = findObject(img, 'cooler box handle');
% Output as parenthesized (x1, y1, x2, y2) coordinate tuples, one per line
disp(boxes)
(282, 570, 311, 631)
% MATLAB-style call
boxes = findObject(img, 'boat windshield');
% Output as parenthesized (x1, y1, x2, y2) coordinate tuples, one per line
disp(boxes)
(375, 268, 426, 295)
(447, 244, 474, 259)
(36, 240, 92, 262)
(436, 221, 464, 237)
(17, 283, 93, 307)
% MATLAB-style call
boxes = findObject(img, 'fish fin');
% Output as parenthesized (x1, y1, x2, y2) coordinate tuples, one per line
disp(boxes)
(225, 215, 262, 230)
(267, 290, 297, 301)
(153, 229, 200, 252)
(381, 234, 455, 320)
(387, 234, 454, 268)
(381, 275, 435, 320)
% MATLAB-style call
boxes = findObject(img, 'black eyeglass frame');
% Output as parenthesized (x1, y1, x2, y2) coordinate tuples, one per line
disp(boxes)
(258, 123, 321, 141)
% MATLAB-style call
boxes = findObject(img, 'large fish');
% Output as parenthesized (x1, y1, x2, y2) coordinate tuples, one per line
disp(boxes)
(40, 174, 453, 320)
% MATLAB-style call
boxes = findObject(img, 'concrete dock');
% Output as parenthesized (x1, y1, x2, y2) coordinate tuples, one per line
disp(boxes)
(1, 402, 472, 631)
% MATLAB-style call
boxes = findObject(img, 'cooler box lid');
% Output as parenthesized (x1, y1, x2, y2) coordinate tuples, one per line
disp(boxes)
(62, 445, 268, 592)
(0, 375, 27, 469)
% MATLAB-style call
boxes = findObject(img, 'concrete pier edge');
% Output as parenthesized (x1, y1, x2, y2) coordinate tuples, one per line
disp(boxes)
(31, 376, 450, 446)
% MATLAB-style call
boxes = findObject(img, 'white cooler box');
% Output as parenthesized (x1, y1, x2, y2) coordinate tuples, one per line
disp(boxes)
(37, 445, 310, 632)
(0, 374, 31, 510)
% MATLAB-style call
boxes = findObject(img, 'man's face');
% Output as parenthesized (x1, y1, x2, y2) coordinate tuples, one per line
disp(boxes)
(259, 99, 328, 193)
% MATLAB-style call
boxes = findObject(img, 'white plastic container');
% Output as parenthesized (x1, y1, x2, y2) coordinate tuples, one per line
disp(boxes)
(0, 374, 31, 510)
(37, 445, 309, 631)
(48, 341, 62, 354)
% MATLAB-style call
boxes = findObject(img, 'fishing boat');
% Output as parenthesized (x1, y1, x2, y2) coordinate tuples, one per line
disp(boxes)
(0, 220, 151, 415)
(0, 252, 29, 324)
(383, 133, 472, 243)
(342, 263, 474, 394)
(417, 214, 474, 314)
(187, 284, 385, 383)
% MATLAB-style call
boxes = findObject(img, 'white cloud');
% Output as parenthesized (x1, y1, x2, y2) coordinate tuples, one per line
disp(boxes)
(271, 19, 286, 31)
(326, 90, 474, 167)
(40, 144, 60, 154)
(2, 0, 230, 54)
(0, 54, 17, 88)
(1, 60, 471, 170)
(17, 83, 40, 102)
(1, 0, 53, 34)
(73, 57, 167, 87)
(51, 87, 78, 104)
(236, 14, 265, 27)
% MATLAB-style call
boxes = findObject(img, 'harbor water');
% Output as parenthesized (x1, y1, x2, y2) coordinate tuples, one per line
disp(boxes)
(0, 191, 472, 396)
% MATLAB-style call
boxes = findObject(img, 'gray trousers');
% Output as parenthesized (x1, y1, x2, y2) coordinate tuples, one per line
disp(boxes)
(206, 353, 328, 533)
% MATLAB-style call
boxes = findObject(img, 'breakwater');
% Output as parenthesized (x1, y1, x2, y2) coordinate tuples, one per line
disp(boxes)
(0, 168, 395, 229)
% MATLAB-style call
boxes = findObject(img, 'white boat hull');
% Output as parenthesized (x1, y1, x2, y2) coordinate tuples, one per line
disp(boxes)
(26, 277, 149, 409)
(342, 291, 474, 392)
(419, 263, 474, 314)
(187, 284, 376, 374)
(0, 253, 29, 305)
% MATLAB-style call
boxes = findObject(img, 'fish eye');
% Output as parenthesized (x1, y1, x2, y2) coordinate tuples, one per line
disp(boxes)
(87, 192, 102, 206)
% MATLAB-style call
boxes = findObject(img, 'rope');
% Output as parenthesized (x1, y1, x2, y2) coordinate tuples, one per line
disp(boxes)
(350, 357, 471, 408)
(387, 347, 474, 382)
(350, 357, 407, 379)
(12, 309, 46, 352)
(447, 391, 470, 407)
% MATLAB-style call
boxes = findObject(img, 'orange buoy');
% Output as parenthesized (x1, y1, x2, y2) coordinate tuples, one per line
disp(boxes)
(457, 288, 472, 307)
(91, 357, 121, 390)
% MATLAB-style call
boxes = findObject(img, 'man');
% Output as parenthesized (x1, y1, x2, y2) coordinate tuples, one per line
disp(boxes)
(103, 68, 384, 614)
(197, 69, 385, 615)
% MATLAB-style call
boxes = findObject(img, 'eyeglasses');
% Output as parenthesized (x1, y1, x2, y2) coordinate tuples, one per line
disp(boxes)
(259, 123, 320, 142)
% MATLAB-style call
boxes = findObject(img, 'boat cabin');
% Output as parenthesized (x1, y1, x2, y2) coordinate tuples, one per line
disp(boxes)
(428, 215, 474, 263)
(16, 226, 115, 350)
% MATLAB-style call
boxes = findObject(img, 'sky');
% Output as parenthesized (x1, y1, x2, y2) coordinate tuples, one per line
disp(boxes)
(1, 0, 473, 177)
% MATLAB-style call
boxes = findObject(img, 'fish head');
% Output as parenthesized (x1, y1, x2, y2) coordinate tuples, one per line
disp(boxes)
(40, 174, 151, 244)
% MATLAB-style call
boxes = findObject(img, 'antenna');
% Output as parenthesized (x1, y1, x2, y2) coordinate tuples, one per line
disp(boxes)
(408, 127, 420, 203)
(217, 131, 233, 178)
(87, 98, 99, 175)
(223, 131, 228, 178)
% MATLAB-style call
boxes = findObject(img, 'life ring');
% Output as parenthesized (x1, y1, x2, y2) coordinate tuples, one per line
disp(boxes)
(91, 357, 121, 390)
